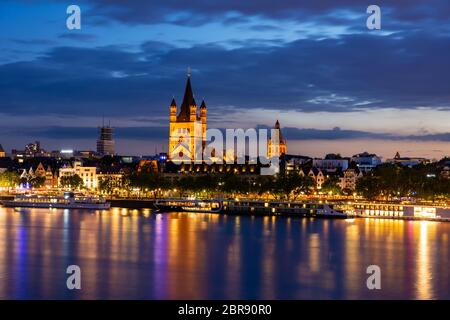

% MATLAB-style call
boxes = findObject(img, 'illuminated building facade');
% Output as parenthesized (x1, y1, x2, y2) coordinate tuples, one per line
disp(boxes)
(268, 120, 287, 159)
(386, 152, 430, 167)
(313, 156, 349, 172)
(97, 172, 124, 195)
(305, 168, 325, 189)
(351, 152, 382, 172)
(338, 168, 363, 190)
(137, 159, 160, 173)
(168, 72, 207, 162)
(35, 162, 46, 178)
(59, 161, 97, 190)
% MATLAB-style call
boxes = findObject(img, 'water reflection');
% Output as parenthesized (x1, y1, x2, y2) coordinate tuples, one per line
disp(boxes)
(0, 207, 448, 299)
(416, 221, 433, 299)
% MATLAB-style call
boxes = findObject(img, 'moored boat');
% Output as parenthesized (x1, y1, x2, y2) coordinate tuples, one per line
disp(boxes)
(1, 192, 110, 210)
(223, 199, 349, 218)
(352, 202, 450, 221)
(155, 198, 222, 213)
(155, 198, 349, 218)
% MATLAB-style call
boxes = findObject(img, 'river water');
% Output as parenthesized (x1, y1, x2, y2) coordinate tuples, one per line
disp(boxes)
(0, 207, 448, 299)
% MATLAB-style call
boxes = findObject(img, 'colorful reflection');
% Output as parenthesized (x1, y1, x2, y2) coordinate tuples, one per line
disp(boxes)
(0, 207, 448, 299)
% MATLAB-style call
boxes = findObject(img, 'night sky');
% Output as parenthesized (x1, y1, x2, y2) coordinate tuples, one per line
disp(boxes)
(0, 0, 449, 159)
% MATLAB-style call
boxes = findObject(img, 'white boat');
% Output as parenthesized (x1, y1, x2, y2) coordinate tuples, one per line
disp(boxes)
(1, 192, 111, 210)
(352, 202, 450, 221)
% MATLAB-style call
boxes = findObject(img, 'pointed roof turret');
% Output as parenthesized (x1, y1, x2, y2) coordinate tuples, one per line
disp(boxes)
(275, 120, 280, 129)
(170, 97, 177, 107)
(178, 73, 197, 121)
(274, 120, 284, 141)
(200, 98, 206, 109)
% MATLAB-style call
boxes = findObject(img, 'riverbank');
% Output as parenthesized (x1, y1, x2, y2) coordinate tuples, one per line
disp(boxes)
(109, 199, 156, 209)
(0, 195, 157, 209)
(1, 195, 449, 222)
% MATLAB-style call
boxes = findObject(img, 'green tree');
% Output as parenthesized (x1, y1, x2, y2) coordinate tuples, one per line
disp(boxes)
(0, 171, 20, 191)
(219, 174, 247, 197)
(175, 176, 196, 196)
(356, 174, 381, 200)
(30, 176, 46, 189)
(121, 174, 132, 197)
(267, 171, 310, 200)
(297, 175, 315, 196)
(374, 164, 402, 199)
(321, 175, 342, 195)
(60, 174, 84, 190)
(249, 175, 272, 198)
(129, 169, 171, 198)
(98, 176, 115, 196)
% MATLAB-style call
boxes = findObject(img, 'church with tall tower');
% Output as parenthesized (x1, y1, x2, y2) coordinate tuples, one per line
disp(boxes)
(268, 120, 287, 159)
(168, 69, 287, 168)
(168, 69, 207, 162)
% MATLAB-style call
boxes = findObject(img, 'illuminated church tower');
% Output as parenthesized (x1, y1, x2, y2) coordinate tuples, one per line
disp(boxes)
(168, 70, 207, 162)
(268, 120, 287, 158)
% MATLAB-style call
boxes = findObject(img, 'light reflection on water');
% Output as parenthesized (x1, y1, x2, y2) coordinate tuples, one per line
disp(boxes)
(0, 207, 448, 299)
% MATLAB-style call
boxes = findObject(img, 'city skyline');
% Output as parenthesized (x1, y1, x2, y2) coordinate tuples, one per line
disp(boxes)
(0, 1, 449, 158)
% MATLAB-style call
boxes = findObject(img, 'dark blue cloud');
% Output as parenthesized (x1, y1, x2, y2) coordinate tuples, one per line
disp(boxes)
(282, 127, 450, 141)
(0, 0, 449, 157)
(0, 126, 167, 141)
(9, 38, 56, 46)
(1, 29, 449, 118)
(58, 33, 98, 42)
(81, 0, 450, 26)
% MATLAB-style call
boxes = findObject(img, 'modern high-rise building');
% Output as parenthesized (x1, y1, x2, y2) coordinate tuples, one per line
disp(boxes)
(97, 125, 115, 156)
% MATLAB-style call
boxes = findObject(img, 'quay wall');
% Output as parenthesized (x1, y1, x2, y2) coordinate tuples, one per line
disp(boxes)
(109, 199, 156, 209)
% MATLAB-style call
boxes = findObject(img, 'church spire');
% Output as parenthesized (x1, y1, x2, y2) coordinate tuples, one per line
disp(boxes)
(274, 120, 283, 141)
(178, 72, 196, 121)
(170, 97, 177, 107)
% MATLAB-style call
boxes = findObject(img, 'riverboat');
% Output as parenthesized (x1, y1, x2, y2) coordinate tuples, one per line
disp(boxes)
(1, 192, 111, 210)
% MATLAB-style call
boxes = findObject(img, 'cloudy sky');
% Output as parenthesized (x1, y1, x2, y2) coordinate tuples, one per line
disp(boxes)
(0, 0, 449, 159)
